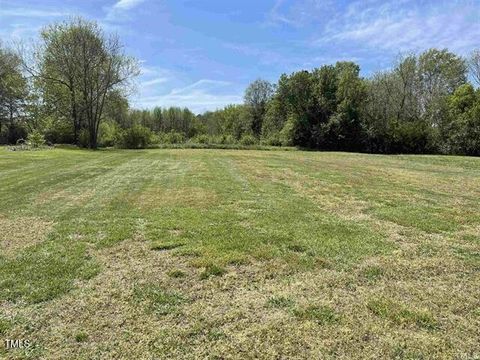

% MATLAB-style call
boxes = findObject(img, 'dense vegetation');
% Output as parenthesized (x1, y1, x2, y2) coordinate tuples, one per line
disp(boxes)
(1, 17, 480, 154)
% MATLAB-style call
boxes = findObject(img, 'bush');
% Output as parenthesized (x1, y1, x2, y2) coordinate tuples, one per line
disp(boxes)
(43, 117, 74, 144)
(190, 134, 210, 144)
(188, 134, 237, 145)
(78, 129, 90, 148)
(262, 133, 283, 146)
(218, 134, 236, 145)
(0, 124, 28, 145)
(158, 131, 186, 144)
(116, 125, 152, 149)
(239, 134, 257, 146)
(279, 117, 295, 146)
(27, 130, 46, 148)
(98, 121, 120, 147)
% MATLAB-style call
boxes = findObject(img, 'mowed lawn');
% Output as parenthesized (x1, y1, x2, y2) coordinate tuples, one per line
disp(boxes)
(0, 148, 479, 359)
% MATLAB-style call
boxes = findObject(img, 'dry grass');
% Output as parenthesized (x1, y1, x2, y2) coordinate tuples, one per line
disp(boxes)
(0, 215, 53, 257)
(35, 189, 95, 207)
(1, 148, 479, 359)
(5, 229, 478, 359)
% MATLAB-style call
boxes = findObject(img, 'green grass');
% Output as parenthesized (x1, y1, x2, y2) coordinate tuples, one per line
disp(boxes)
(1, 147, 479, 358)
(293, 304, 340, 325)
(199, 264, 226, 280)
(133, 283, 186, 316)
(367, 297, 438, 330)
(74, 331, 89, 343)
(266, 296, 295, 309)
(168, 269, 187, 278)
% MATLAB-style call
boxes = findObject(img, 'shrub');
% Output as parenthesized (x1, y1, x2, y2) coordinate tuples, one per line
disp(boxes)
(98, 121, 120, 147)
(0, 124, 28, 145)
(43, 117, 74, 144)
(117, 125, 152, 149)
(159, 131, 186, 144)
(27, 130, 46, 148)
(78, 129, 90, 148)
(262, 133, 283, 146)
(150, 133, 161, 145)
(219, 134, 236, 145)
(191, 134, 210, 144)
(239, 134, 257, 146)
(279, 118, 295, 146)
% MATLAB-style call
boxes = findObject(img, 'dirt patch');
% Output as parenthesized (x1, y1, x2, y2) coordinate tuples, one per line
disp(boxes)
(0, 215, 53, 257)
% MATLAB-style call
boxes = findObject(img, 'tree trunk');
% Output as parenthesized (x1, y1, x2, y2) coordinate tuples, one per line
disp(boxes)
(89, 124, 97, 149)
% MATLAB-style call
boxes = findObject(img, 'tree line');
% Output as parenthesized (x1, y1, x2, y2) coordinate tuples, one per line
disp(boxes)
(1, 17, 480, 155)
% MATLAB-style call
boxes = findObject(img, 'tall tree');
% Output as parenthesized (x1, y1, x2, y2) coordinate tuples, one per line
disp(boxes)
(417, 48, 467, 124)
(0, 43, 28, 137)
(244, 79, 273, 136)
(468, 49, 480, 87)
(444, 84, 480, 155)
(34, 18, 139, 148)
(327, 61, 367, 150)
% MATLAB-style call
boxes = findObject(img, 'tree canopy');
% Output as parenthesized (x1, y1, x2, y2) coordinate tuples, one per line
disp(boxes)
(0, 17, 479, 155)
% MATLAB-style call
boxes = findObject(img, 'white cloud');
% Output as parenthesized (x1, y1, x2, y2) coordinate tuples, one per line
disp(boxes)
(170, 79, 231, 95)
(0, 8, 68, 18)
(134, 78, 242, 114)
(105, 0, 147, 21)
(113, 0, 146, 10)
(141, 77, 169, 87)
(0, 5, 70, 41)
(265, 0, 336, 27)
(265, 0, 480, 59)
(311, 0, 480, 55)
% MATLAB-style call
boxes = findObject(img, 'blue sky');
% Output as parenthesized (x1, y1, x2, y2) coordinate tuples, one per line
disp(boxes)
(1, 0, 479, 113)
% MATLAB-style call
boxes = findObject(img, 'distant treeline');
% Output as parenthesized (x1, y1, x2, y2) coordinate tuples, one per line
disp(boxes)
(1, 17, 480, 155)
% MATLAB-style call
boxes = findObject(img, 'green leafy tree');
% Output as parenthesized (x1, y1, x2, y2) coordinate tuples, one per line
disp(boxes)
(34, 18, 139, 148)
(0, 43, 28, 143)
(417, 49, 467, 126)
(468, 49, 480, 87)
(244, 79, 273, 137)
(444, 84, 480, 155)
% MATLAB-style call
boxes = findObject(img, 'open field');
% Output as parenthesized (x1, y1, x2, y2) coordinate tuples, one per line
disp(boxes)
(0, 148, 479, 359)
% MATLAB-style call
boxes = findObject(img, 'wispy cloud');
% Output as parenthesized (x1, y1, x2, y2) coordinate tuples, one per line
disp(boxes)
(113, 0, 146, 10)
(135, 78, 242, 113)
(169, 79, 232, 95)
(309, 0, 480, 54)
(141, 77, 169, 87)
(105, 0, 147, 21)
(265, 0, 335, 27)
(0, 5, 72, 41)
(266, 0, 299, 26)
(0, 8, 68, 18)
(224, 42, 280, 65)
(137, 65, 173, 88)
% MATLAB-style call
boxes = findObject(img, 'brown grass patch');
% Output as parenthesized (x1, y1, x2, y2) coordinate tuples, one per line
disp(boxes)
(235, 158, 373, 223)
(3, 228, 479, 359)
(35, 188, 94, 206)
(0, 215, 53, 257)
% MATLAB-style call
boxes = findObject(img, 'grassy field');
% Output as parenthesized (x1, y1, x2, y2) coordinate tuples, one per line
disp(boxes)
(0, 148, 479, 359)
